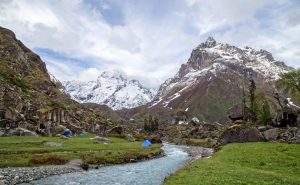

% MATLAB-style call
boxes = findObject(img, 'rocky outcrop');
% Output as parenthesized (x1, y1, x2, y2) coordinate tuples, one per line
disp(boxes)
(219, 124, 264, 144)
(0, 26, 118, 135)
(92, 136, 111, 143)
(263, 128, 279, 141)
(1, 127, 38, 136)
(189, 122, 224, 140)
(107, 126, 124, 135)
(263, 127, 300, 143)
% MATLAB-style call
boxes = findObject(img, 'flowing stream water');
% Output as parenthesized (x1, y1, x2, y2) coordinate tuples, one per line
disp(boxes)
(29, 144, 190, 185)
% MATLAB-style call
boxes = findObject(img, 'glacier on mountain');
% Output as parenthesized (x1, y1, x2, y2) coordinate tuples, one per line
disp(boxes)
(63, 70, 155, 110)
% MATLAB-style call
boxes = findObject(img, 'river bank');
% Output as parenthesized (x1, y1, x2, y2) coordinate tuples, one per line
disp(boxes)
(0, 162, 82, 185)
(164, 142, 300, 185)
(0, 151, 166, 185)
(0, 142, 212, 185)
(19, 144, 191, 185)
(0, 136, 162, 184)
(183, 145, 214, 160)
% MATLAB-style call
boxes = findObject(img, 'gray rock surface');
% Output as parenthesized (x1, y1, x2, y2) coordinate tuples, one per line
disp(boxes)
(43, 141, 63, 147)
(263, 128, 279, 141)
(220, 124, 264, 144)
(92, 136, 111, 143)
(0, 164, 82, 185)
(6, 127, 38, 136)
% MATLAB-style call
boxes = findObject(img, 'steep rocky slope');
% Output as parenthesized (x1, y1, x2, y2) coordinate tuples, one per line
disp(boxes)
(147, 37, 292, 123)
(63, 70, 155, 110)
(0, 27, 118, 135)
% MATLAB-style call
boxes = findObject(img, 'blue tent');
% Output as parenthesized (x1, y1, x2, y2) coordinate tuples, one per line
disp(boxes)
(63, 129, 72, 137)
(142, 139, 152, 148)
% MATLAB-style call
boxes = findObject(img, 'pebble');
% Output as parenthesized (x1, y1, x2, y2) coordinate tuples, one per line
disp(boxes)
(0, 164, 82, 184)
(184, 146, 214, 160)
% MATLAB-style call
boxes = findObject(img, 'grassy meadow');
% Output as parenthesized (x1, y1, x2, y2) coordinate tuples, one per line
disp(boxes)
(165, 142, 300, 185)
(0, 135, 162, 167)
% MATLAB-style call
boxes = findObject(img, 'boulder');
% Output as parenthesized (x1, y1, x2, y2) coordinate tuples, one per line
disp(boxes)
(261, 127, 299, 143)
(19, 128, 38, 136)
(295, 129, 300, 143)
(4, 108, 15, 120)
(92, 136, 111, 143)
(263, 128, 279, 141)
(7, 127, 38, 136)
(219, 124, 264, 144)
(125, 134, 135, 142)
(258, 126, 267, 132)
(281, 127, 300, 143)
(43, 141, 63, 147)
(148, 135, 162, 143)
(186, 138, 218, 148)
(60, 135, 69, 139)
(188, 123, 224, 139)
(190, 117, 200, 125)
(81, 163, 89, 171)
(0, 129, 4, 136)
(54, 124, 66, 134)
(107, 126, 123, 135)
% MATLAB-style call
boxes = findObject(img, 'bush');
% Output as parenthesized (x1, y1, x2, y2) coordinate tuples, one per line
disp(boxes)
(253, 92, 272, 125)
(107, 133, 127, 139)
(133, 133, 147, 141)
(29, 154, 68, 165)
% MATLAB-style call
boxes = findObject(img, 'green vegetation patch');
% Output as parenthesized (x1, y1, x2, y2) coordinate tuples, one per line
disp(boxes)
(0, 136, 162, 167)
(165, 142, 300, 185)
(0, 70, 28, 92)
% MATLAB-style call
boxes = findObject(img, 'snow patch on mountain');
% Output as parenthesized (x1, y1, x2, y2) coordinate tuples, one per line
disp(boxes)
(150, 37, 291, 108)
(63, 70, 155, 110)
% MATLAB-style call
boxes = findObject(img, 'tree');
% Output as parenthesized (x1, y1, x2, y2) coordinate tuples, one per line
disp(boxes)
(248, 77, 257, 122)
(254, 93, 272, 125)
(257, 99, 272, 125)
(143, 115, 159, 132)
(276, 69, 300, 103)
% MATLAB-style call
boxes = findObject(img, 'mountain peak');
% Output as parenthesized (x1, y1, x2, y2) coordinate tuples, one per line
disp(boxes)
(99, 70, 126, 80)
(149, 39, 291, 122)
(206, 36, 216, 43)
(63, 70, 155, 110)
(200, 36, 217, 48)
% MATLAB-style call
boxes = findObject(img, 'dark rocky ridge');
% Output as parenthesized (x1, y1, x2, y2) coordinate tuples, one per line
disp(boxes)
(0, 26, 119, 135)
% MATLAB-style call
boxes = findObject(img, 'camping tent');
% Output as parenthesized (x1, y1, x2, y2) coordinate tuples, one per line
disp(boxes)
(142, 139, 152, 148)
(63, 129, 72, 137)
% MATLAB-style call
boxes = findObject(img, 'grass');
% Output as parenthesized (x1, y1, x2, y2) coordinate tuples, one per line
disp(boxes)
(164, 142, 300, 185)
(0, 135, 162, 167)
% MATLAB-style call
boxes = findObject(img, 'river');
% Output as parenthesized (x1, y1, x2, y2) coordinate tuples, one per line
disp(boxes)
(28, 144, 190, 185)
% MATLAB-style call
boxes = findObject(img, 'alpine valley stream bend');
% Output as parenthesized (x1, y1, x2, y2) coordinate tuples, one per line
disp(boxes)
(21, 143, 207, 185)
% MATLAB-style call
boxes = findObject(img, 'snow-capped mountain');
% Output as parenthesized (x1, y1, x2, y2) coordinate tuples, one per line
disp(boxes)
(63, 70, 155, 110)
(148, 37, 292, 122)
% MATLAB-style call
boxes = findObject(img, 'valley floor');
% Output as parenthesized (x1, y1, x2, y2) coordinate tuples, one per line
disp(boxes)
(0, 135, 162, 184)
(0, 135, 162, 168)
(164, 142, 300, 185)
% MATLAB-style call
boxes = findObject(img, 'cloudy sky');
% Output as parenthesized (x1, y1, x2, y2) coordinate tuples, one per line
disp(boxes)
(0, 0, 299, 88)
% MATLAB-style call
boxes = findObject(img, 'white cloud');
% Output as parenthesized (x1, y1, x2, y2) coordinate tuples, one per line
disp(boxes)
(0, 0, 299, 88)
(78, 68, 102, 82)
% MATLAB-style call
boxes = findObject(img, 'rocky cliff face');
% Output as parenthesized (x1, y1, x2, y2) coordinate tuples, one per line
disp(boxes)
(148, 37, 292, 122)
(63, 70, 155, 110)
(0, 27, 118, 135)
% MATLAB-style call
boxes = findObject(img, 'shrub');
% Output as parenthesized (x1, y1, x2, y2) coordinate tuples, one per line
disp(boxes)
(29, 154, 68, 165)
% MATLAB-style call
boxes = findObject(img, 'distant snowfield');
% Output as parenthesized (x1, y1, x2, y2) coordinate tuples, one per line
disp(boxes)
(63, 70, 155, 110)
